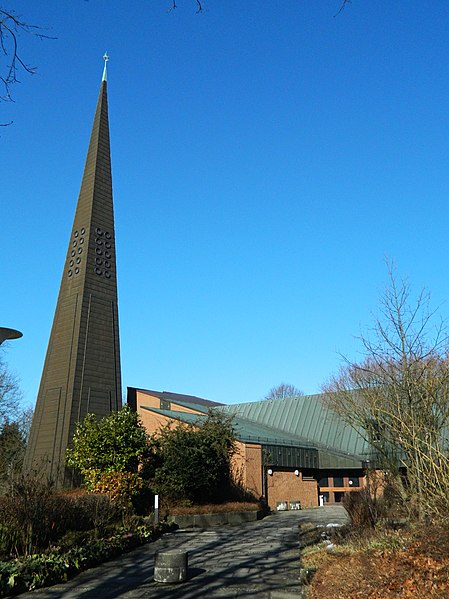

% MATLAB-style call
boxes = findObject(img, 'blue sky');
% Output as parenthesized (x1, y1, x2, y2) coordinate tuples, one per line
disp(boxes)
(2, 1, 449, 408)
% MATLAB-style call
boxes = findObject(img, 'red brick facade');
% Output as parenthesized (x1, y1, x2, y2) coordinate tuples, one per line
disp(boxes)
(267, 469, 319, 509)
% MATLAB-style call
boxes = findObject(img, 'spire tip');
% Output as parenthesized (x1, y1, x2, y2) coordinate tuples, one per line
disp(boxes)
(102, 52, 109, 82)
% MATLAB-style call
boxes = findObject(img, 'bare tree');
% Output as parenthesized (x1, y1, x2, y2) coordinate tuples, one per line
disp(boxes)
(0, 354, 21, 425)
(323, 265, 449, 520)
(0, 6, 52, 124)
(264, 383, 304, 401)
(0, 353, 26, 489)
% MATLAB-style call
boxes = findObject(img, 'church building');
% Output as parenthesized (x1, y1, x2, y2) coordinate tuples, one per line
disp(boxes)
(128, 387, 372, 509)
(24, 59, 372, 505)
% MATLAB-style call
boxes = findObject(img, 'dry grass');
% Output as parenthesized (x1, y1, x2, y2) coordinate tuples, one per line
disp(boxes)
(166, 501, 260, 515)
(304, 523, 449, 598)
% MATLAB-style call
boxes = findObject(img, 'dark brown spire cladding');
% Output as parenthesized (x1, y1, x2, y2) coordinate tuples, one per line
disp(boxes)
(23, 77, 122, 486)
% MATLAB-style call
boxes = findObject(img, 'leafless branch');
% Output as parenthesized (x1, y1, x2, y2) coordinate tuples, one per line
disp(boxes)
(323, 265, 449, 520)
(0, 7, 53, 104)
(171, 1, 203, 13)
(334, 0, 351, 18)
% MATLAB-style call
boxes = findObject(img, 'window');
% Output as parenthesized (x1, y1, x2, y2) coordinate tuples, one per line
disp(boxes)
(333, 477, 344, 487)
(334, 492, 345, 503)
(348, 477, 360, 487)
(319, 477, 329, 487)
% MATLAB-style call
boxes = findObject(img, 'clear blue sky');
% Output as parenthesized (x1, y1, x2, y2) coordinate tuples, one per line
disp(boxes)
(2, 1, 449, 408)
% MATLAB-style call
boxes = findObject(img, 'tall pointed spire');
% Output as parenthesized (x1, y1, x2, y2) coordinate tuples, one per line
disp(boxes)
(24, 60, 122, 486)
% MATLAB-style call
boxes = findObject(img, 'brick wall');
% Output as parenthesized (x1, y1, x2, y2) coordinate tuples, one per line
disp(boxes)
(244, 443, 263, 498)
(267, 469, 318, 509)
(231, 442, 263, 498)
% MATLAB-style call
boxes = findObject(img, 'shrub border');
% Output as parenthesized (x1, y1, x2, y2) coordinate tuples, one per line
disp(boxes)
(0, 523, 173, 597)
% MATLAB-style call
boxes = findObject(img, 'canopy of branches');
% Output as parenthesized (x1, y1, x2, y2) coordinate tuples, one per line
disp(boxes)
(264, 383, 304, 401)
(324, 267, 449, 519)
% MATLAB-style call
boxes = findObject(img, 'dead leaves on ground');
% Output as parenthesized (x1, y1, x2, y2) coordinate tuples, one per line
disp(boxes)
(307, 525, 449, 598)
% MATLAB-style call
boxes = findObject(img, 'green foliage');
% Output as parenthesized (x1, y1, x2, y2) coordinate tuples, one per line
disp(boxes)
(66, 406, 149, 478)
(151, 410, 236, 504)
(0, 521, 173, 597)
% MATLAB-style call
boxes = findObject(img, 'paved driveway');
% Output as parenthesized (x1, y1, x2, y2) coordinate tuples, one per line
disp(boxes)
(22, 506, 348, 599)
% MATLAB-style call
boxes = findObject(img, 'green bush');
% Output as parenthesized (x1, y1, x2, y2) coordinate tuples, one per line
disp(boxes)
(151, 411, 237, 504)
(66, 406, 151, 514)
(66, 406, 150, 477)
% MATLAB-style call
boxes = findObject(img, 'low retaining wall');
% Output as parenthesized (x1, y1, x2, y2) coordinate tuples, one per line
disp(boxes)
(171, 509, 261, 529)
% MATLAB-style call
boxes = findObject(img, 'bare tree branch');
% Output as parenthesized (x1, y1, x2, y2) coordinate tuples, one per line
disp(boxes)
(264, 383, 304, 401)
(170, 1, 203, 13)
(334, 0, 352, 18)
(323, 265, 449, 520)
(0, 7, 53, 104)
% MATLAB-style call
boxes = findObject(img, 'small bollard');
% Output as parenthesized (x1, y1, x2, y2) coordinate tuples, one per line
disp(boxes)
(154, 550, 188, 583)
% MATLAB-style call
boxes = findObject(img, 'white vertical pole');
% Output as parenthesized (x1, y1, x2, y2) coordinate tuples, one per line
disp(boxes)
(154, 494, 159, 524)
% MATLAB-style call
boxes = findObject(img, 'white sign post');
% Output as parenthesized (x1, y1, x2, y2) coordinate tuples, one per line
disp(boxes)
(154, 494, 159, 525)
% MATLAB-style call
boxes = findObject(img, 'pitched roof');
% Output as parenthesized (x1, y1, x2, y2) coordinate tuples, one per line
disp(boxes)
(221, 394, 371, 460)
(133, 387, 373, 467)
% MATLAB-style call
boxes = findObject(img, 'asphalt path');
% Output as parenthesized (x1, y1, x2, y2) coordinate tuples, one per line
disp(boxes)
(21, 505, 348, 599)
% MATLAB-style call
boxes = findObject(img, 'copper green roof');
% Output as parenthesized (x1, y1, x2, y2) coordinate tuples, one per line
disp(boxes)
(141, 406, 316, 447)
(133, 386, 375, 468)
(140, 390, 373, 468)
(221, 394, 371, 462)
